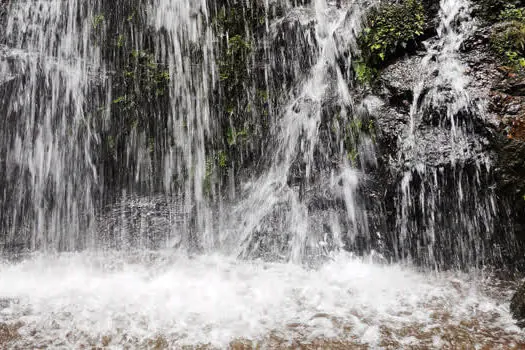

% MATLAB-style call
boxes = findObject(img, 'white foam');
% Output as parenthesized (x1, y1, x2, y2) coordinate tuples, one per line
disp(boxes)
(0, 251, 522, 347)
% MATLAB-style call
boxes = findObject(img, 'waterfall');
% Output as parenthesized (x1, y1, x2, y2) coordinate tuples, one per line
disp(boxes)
(0, 0, 524, 347)
(147, 0, 216, 251)
(394, 0, 497, 268)
(0, 0, 102, 251)
(0, 0, 498, 266)
(0, 0, 216, 253)
(222, 0, 374, 263)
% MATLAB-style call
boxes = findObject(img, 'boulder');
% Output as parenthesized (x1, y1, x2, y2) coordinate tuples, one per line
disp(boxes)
(511, 282, 525, 327)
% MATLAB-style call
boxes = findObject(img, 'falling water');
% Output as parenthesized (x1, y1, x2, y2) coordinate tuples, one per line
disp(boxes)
(224, 0, 373, 263)
(395, 0, 497, 269)
(0, 0, 524, 348)
(0, 0, 102, 251)
(0, 0, 216, 253)
(150, 0, 215, 249)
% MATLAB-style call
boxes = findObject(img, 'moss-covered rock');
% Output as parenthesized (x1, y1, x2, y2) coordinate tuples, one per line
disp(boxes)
(358, 0, 426, 71)
(211, 1, 276, 188)
(511, 282, 525, 327)
(87, 1, 175, 194)
(474, 0, 525, 22)
(490, 5, 525, 69)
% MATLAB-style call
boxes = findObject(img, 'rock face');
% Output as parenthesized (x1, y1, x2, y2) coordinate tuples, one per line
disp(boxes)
(511, 283, 525, 327)
(374, 1, 525, 269)
(491, 72, 525, 260)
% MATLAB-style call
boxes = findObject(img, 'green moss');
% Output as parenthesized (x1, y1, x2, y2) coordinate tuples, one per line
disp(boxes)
(214, 5, 265, 38)
(341, 115, 376, 166)
(121, 50, 170, 104)
(117, 34, 125, 48)
(107, 136, 115, 153)
(500, 4, 525, 21)
(257, 89, 268, 102)
(490, 5, 525, 69)
(93, 14, 105, 29)
(203, 158, 215, 195)
(91, 2, 176, 189)
(214, 7, 258, 158)
(347, 148, 359, 166)
(112, 95, 127, 104)
(211, 1, 277, 178)
(354, 61, 377, 85)
(226, 127, 249, 146)
(218, 35, 252, 85)
(203, 150, 229, 195)
(368, 119, 376, 136)
(127, 11, 136, 22)
(218, 151, 228, 168)
(474, 0, 525, 22)
(359, 0, 425, 68)
(227, 35, 251, 55)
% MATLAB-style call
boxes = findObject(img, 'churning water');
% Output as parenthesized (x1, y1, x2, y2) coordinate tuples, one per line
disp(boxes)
(0, 251, 523, 348)
(0, 0, 524, 348)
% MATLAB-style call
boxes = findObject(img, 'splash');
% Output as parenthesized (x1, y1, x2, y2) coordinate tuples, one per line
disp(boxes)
(0, 251, 522, 348)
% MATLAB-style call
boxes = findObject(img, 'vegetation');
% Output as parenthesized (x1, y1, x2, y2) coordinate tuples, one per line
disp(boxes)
(357, 0, 426, 83)
(344, 117, 375, 165)
(88, 1, 174, 191)
(93, 14, 105, 29)
(329, 108, 375, 167)
(211, 1, 277, 185)
(475, 0, 525, 22)
(490, 4, 525, 69)
(113, 50, 170, 113)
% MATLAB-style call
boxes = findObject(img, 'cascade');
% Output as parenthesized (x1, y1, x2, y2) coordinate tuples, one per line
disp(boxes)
(0, 0, 215, 252)
(0, 0, 102, 251)
(393, 0, 497, 268)
(0, 0, 524, 347)
(223, 0, 374, 262)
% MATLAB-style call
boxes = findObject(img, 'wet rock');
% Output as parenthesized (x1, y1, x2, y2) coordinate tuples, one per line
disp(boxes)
(146, 335, 169, 349)
(269, 9, 318, 90)
(497, 75, 525, 97)
(511, 282, 525, 327)
(230, 338, 256, 350)
(378, 54, 426, 111)
(365, 8, 514, 268)
(0, 2, 6, 28)
(96, 194, 192, 251)
(495, 137, 525, 244)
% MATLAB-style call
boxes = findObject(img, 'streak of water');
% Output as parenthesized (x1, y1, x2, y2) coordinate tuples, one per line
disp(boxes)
(150, 0, 216, 251)
(0, 0, 102, 251)
(224, 0, 373, 263)
(396, 0, 496, 268)
(0, 0, 215, 253)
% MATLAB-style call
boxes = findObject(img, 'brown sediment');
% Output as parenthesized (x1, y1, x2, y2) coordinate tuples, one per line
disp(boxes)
(0, 322, 22, 347)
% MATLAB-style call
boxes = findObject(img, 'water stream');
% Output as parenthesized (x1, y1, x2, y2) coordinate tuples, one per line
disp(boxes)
(1, 0, 101, 251)
(395, 0, 497, 268)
